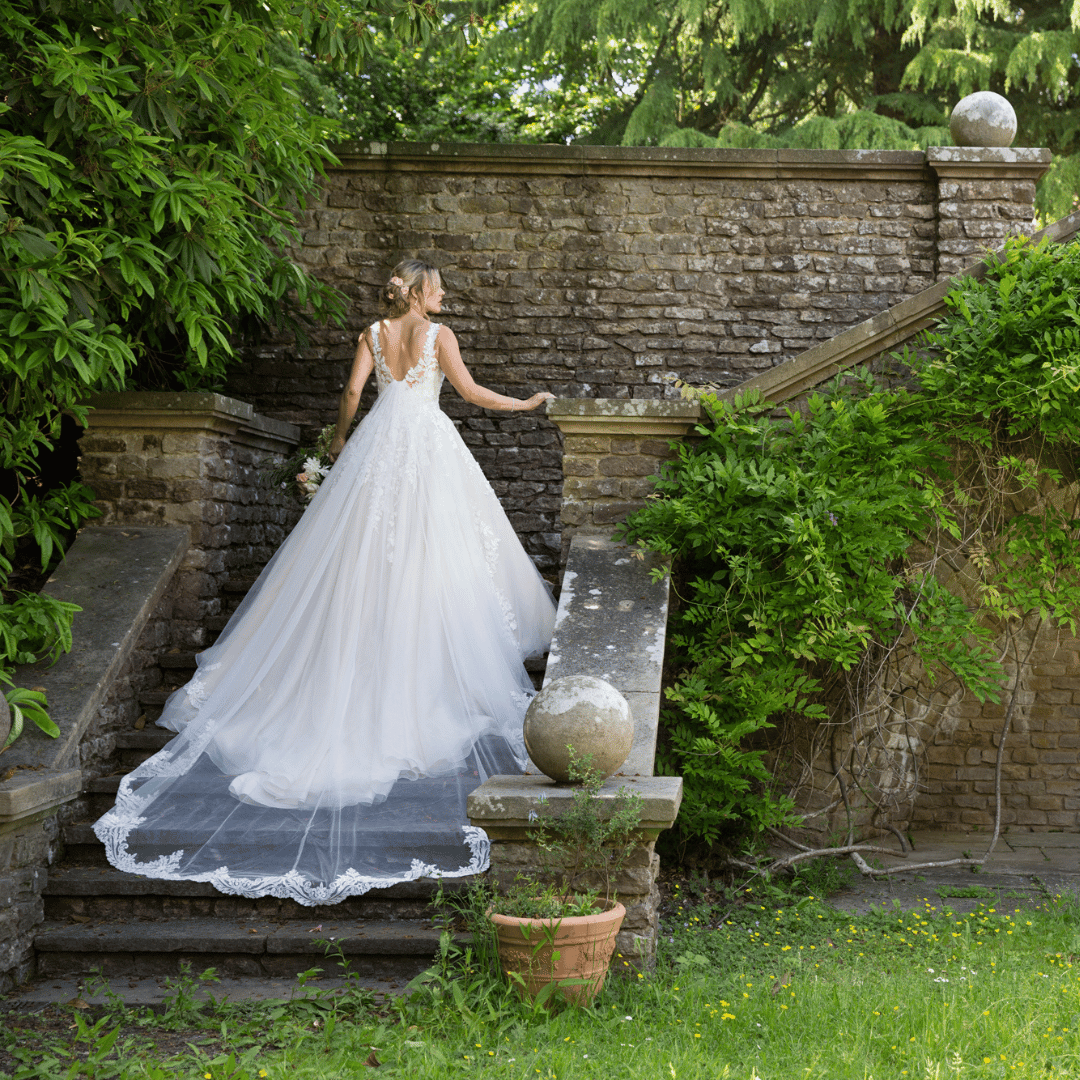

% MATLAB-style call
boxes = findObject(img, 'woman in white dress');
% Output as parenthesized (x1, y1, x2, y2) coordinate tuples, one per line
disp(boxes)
(93, 260, 557, 905)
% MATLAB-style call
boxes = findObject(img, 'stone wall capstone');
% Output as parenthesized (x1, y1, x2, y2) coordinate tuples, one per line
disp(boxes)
(78, 393, 303, 651)
(226, 143, 1049, 572)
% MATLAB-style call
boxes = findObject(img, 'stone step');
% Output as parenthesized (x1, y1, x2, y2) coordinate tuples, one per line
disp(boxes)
(159, 651, 198, 670)
(43, 866, 471, 922)
(113, 727, 175, 768)
(83, 776, 124, 817)
(138, 689, 173, 706)
(34, 916, 452, 980)
(116, 730, 174, 752)
(222, 577, 258, 595)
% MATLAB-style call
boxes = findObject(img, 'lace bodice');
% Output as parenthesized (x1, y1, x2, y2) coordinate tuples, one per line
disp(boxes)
(372, 321, 444, 404)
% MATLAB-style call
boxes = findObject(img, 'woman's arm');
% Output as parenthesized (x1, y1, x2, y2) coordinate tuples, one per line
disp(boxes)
(435, 325, 553, 412)
(329, 329, 375, 460)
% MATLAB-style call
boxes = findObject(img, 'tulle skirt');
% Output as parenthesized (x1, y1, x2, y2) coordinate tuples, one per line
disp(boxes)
(93, 383, 556, 904)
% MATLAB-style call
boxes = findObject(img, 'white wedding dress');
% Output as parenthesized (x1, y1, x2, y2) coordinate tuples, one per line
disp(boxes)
(93, 321, 556, 904)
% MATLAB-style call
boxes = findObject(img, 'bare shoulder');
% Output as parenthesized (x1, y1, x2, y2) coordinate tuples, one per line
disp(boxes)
(434, 323, 459, 351)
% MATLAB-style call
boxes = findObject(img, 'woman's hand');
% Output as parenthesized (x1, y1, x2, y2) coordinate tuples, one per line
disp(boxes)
(516, 392, 555, 412)
(328, 433, 346, 462)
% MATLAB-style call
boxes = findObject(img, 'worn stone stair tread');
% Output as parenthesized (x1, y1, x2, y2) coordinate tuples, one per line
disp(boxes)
(138, 690, 176, 706)
(159, 651, 199, 669)
(222, 577, 259, 594)
(35, 917, 451, 956)
(43, 865, 475, 900)
(115, 730, 175, 751)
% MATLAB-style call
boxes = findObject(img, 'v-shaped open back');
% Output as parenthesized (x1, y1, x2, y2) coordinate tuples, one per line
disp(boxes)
(375, 318, 434, 382)
(371, 320, 443, 401)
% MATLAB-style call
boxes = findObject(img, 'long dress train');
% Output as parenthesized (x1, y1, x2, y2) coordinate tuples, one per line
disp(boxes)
(93, 321, 556, 904)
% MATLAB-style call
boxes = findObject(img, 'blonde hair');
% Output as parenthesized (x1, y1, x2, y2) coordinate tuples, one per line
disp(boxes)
(381, 259, 440, 317)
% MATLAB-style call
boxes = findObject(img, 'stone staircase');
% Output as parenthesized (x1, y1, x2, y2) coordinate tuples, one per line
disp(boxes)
(33, 646, 548, 989)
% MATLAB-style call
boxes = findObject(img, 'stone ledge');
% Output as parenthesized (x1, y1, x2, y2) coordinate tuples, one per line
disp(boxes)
(721, 207, 1080, 405)
(927, 146, 1052, 181)
(0, 527, 188, 825)
(84, 391, 300, 449)
(543, 535, 669, 775)
(330, 141, 1009, 181)
(547, 399, 701, 437)
(467, 774, 683, 837)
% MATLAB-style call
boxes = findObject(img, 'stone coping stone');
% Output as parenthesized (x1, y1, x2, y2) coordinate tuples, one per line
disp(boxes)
(542, 535, 669, 775)
(926, 146, 1051, 164)
(547, 398, 701, 420)
(724, 207, 1080, 406)
(331, 141, 1057, 180)
(546, 398, 703, 438)
(467, 774, 683, 830)
(34, 918, 448, 957)
(0, 527, 188, 824)
(85, 391, 300, 442)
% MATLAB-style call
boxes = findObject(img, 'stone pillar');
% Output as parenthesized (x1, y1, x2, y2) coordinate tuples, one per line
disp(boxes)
(467, 775, 682, 971)
(927, 147, 1051, 280)
(79, 393, 302, 650)
(546, 399, 701, 563)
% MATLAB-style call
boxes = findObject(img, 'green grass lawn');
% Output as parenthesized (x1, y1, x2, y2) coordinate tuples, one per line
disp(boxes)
(6, 885, 1080, 1079)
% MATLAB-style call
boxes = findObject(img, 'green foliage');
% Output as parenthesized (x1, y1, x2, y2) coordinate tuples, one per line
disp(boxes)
(908, 236, 1080, 445)
(905, 236, 1080, 634)
(309, 5, 620, 143)
(0, 0, 442, 744)
(470, 0, 1080, 219)
(621, 235, 1080, 850)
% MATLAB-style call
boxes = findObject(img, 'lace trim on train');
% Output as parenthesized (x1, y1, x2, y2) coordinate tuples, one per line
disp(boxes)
(185, 662, 221, 708)
(92, 809, 491, 906)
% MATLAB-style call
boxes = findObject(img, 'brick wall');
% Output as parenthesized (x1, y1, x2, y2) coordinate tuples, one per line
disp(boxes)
(225, 144, 1047, 572)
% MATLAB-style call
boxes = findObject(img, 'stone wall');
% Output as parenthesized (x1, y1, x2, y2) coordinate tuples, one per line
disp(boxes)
(0, 527, 188, 992)
(225, 143, 1048, 572)
(78, 393, 303, 650)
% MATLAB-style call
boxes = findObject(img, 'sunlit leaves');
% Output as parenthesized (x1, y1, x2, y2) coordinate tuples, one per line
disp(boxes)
(0, 0, 436, 736)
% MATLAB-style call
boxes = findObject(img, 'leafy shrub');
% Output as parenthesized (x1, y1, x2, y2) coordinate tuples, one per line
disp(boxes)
(0, 0, 441, 739)
(620, 235, 1080, 850)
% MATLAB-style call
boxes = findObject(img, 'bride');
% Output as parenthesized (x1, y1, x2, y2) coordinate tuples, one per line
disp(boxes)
(93, 260, 557, 904)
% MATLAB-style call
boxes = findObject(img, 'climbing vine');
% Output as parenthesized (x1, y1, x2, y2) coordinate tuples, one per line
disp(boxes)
(619, 235, 1080, 863)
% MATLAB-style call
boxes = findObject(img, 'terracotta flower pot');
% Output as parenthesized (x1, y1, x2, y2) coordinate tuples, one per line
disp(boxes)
(490, 898, 626, 1006)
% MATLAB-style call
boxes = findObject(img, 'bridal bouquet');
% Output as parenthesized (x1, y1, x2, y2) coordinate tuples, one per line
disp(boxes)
(265, 424, 338, 502)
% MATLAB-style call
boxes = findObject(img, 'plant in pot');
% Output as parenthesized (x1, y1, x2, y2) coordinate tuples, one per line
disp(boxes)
(489, 750, 643, 1008)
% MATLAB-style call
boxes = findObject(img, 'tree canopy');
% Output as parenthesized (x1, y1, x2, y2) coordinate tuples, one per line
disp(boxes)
(319, 0, 1080, 221)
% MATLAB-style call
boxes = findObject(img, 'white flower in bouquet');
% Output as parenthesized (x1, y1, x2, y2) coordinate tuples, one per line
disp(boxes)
(284, 425, 339, 502)
(297, 455, 331, 501)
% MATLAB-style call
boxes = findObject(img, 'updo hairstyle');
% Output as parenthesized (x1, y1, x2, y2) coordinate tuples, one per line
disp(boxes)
(381, 259, 439, 317)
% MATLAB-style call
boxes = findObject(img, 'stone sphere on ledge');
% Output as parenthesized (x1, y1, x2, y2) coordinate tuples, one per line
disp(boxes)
(523, 675, 634, 784)
(950, 91, 1017, 147)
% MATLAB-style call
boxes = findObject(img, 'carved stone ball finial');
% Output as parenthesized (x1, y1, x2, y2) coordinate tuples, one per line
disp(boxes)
(950, 91, 1017, 147)
(523, 675, 634, 784)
